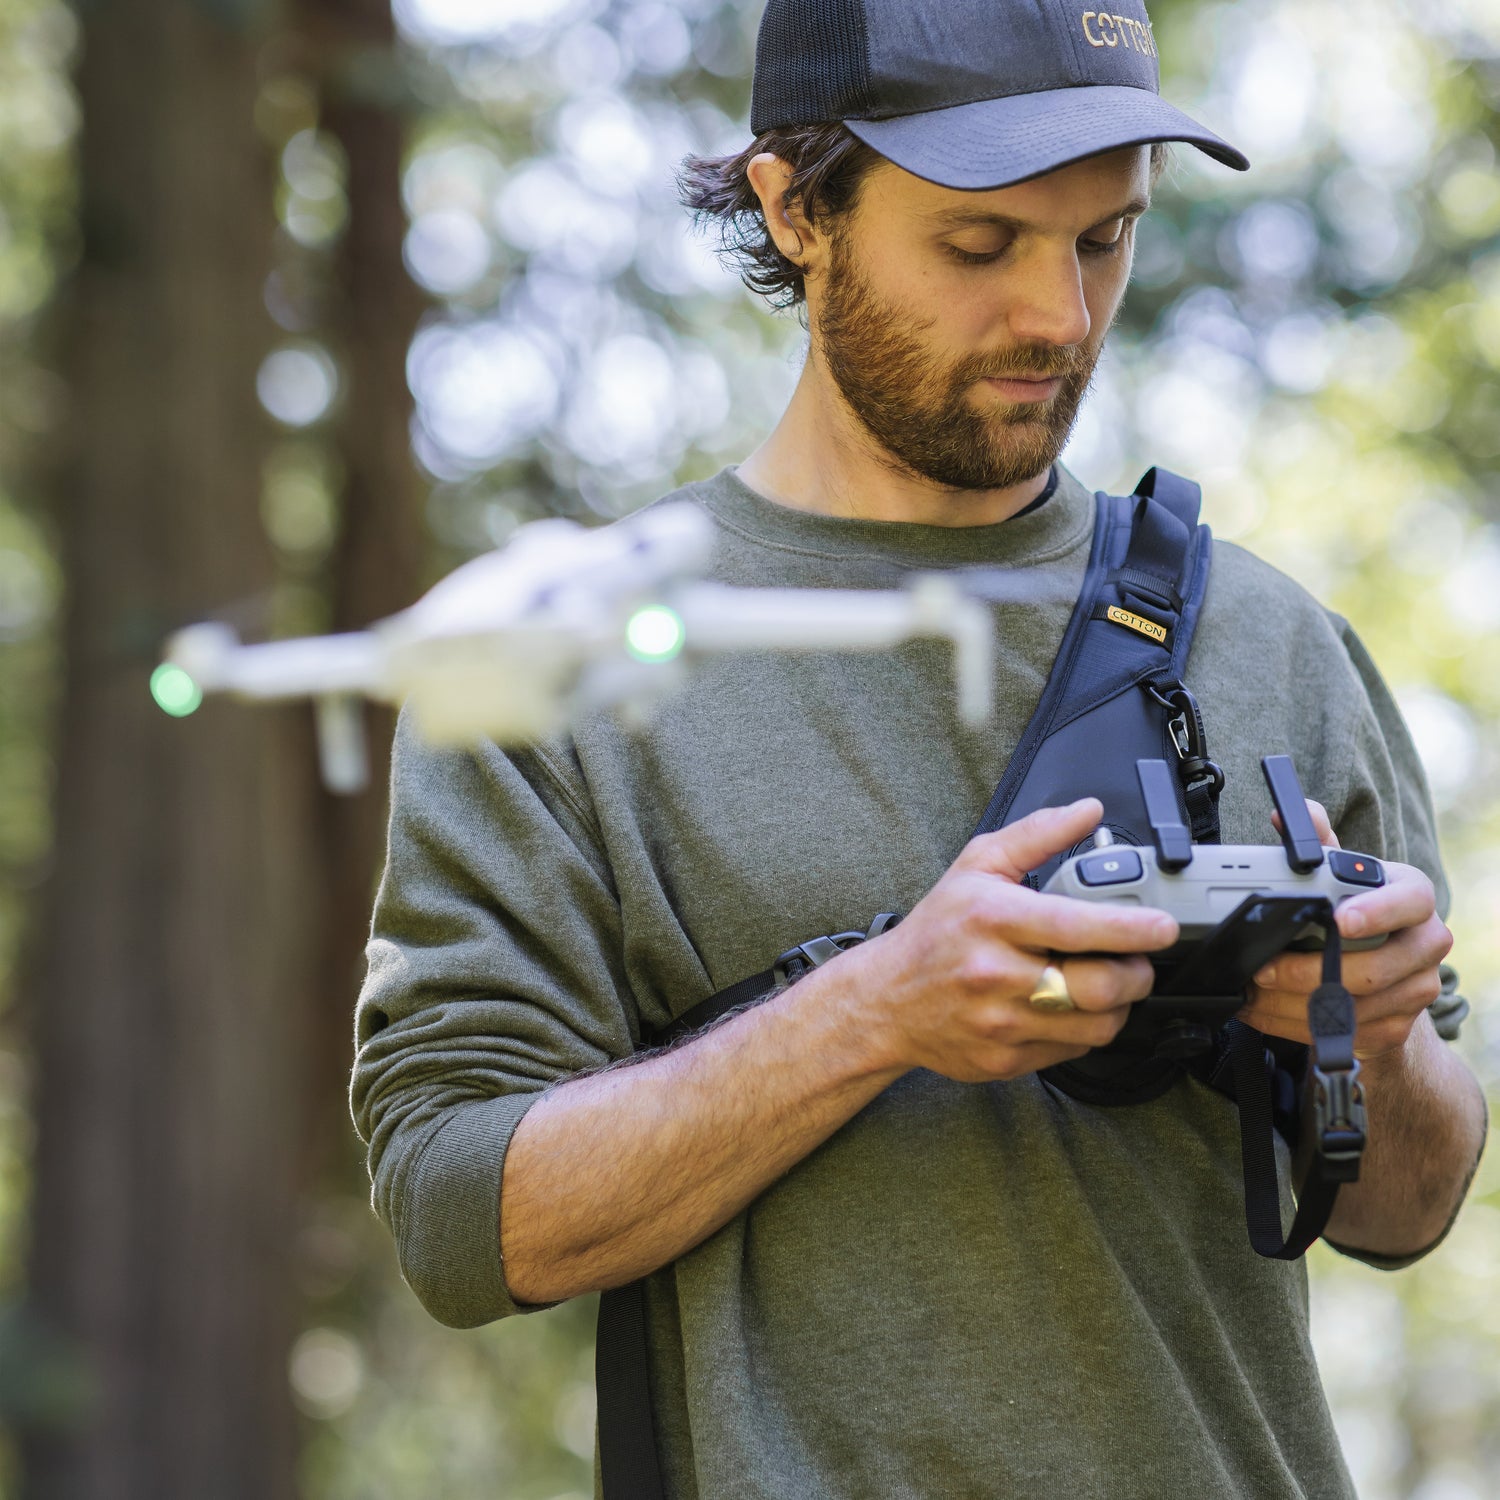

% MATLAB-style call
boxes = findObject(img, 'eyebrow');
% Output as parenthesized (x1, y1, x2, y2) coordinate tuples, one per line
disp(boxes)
(921, 197, 1152, 234)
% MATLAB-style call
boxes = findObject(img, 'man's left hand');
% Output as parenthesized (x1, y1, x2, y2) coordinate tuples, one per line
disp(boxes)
(1237, 802, 1453, 1062)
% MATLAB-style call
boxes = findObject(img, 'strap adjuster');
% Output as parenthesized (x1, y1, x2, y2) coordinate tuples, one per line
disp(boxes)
(773, 914, 901, 988)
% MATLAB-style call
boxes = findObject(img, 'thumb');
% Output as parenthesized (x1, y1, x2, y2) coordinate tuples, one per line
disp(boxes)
(959, 799, 1104, 885)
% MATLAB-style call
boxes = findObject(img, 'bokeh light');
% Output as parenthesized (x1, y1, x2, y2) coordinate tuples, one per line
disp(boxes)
(257, 344, 339, 427)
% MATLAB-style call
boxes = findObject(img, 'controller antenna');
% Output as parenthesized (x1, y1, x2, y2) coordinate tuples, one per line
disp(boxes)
(1261, 755, 1325, 873)
(1136, 759, 1193, 872)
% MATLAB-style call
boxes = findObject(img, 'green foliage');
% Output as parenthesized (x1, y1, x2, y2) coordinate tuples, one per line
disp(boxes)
(0, 2, 75, 1488)
(0, 0, 74, 1320)
(299, 1284, 598, 1500)
(289, 1173, 596, 1499)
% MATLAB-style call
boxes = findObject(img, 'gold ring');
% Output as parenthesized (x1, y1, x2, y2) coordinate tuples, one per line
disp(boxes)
(1028, 963, 1075, 1013)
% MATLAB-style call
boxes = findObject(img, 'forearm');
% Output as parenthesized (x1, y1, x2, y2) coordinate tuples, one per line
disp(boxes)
(1317, 1012, 1489, 1259)
(499, 954, 905, 1305)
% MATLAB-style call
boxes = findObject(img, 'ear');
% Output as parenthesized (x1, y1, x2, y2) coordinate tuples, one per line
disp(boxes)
(746, 153, 814, 265)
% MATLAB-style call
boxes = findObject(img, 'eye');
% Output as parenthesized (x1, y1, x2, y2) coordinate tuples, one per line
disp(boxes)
(1080, 218, 1132, 256)
(945, 244, 1008, 267)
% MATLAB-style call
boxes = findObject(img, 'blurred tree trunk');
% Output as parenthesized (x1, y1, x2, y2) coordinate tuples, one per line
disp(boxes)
(294, 0, 427, 1175)
(18, 0, 420, 1493)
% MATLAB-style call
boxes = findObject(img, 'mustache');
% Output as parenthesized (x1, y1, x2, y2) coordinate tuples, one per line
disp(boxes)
(964, 343, 1093, 383)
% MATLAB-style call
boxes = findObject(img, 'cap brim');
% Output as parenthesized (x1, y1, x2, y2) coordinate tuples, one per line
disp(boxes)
(845, 86, 1248, 192)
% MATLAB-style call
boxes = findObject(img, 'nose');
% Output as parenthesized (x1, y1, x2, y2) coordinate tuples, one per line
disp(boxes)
(1005, 248, 1093, 350)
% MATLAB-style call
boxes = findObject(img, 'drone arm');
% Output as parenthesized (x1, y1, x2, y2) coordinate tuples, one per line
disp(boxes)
(673, 585, 926, 651)
(672, 579, 993, 725)
(167, 624, 388, 702)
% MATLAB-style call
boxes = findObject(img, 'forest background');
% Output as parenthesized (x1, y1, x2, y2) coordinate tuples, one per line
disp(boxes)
(0, 0, 1497, 1496)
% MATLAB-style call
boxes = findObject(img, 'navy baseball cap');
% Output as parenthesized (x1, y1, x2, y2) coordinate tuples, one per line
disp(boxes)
(750, 0, 1248, 191)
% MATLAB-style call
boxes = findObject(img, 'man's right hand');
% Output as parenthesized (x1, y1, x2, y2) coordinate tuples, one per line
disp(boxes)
(833, 797, 1179, 1084)
(501, 797, 1179, 1303)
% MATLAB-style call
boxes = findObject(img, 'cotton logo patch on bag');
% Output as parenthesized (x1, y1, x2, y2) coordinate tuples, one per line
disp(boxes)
(1106, 606, 1169, 644)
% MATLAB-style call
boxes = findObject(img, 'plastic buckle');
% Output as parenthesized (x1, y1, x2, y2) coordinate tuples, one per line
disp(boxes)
(774, 930, 866, 988)
(1312, 1062, 1367, 1182)
(772, 915, 901, 989)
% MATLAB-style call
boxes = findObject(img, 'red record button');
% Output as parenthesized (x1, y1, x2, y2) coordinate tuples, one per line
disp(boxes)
(1328, 850, 1384, 888)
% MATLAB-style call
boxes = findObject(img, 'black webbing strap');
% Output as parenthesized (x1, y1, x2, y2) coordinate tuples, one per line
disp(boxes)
(596, 1283, 665, 1498)
(658, 968, 777, 1043)
(1225, 914, 1366, 1260)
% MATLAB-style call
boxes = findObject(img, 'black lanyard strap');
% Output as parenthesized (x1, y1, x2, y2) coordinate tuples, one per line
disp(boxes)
(1226, 906, 1366, 1261)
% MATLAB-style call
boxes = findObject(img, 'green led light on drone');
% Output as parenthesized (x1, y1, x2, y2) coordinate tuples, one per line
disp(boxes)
(151, 663, 203, 718)
(625, 606, 686, 664)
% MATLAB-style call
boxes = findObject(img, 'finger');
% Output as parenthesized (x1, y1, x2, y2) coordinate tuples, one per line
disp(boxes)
(1241, 968, 1441, 1052)
(1352, 976, 1442, 1059)
(959, 799, 1104, 885)
(1235, 987, 1304, 1042)
(1270, 799, 1340, 850)
(1237, 981, 1339, 1044)
(1349, 968, 1445, 1025)
(1003, 995, 1134, 1051)
(1306, 800, 1338, 848)
(1336, 862, 1439, 941)
(955, 969, 1135, 1058)
(1050, 955, 1156, 1013)
(1255, 914, 1450, 995)
(979, 885, 1178, 956)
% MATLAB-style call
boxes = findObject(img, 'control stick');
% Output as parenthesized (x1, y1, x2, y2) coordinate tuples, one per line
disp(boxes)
(1262, 755, 1325, 873)
(1136, 758, 1193, 872)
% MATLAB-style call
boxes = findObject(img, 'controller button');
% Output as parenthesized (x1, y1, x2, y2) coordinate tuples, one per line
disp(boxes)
(1077, 850, 1145, 887)
(1328, 850, 1384, 888)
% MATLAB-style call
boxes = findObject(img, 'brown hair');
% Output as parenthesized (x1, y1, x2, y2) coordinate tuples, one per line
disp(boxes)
(677, 124, 884, 310)
(678, 129, 1172, 310)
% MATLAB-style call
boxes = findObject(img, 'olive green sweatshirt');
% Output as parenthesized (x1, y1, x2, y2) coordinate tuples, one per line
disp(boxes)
(352, 463, 1455, 1500)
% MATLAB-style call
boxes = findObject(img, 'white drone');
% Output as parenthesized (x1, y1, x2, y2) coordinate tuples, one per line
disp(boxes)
(161, 502, 995, 794)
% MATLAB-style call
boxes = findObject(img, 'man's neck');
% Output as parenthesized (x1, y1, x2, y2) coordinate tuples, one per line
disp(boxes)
(736, 356, 1053, 527)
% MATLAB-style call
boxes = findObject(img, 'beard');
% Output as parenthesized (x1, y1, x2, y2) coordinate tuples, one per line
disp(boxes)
(815, 232, 1106, 493)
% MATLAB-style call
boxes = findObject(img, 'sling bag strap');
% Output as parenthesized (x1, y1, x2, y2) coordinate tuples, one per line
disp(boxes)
(595, 470, 1223, 1500)
(595, 1278, 667, 1499)
(973, 470, 1220, 876)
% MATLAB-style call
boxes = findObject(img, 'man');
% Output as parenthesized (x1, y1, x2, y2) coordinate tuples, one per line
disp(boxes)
(352, 1, 1488, 1495)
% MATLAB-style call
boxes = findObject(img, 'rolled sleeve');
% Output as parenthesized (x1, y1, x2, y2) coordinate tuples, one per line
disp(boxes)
(396, 1093, 542, 1325)
(351, 712, 634, 1327)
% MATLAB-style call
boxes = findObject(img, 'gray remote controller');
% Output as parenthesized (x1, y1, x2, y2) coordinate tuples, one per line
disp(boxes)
(1043, 840, 1387, 953)
(1042, 755, 1388, 958)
